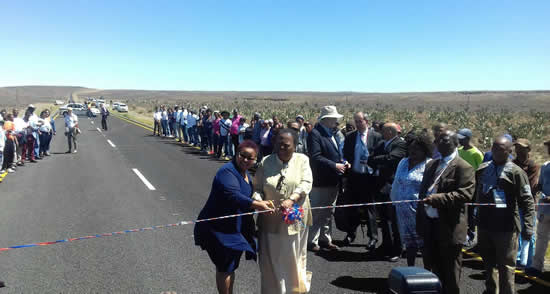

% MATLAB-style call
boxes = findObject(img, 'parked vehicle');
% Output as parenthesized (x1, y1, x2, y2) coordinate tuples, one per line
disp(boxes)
(117, 104, 128, 112)
(112, 102, 120, 110)
(60, 103, 87, 116)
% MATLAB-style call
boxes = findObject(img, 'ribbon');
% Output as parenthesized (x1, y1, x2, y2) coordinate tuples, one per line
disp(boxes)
(1, 200, 548, 253)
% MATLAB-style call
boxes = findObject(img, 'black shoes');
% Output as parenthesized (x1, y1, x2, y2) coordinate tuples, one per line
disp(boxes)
(342, 233, 356, 246)
(308, 242, 340, 252)
(388, 256, 400, 262)
(322, 242, 341, 251)
(366, 239, 377, 251)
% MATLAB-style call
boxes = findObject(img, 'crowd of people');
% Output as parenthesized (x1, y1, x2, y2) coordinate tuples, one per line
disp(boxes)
(174, 104, 550, 294)
(0, 105, 56, 175)
(0, 105, 84, 178)
(2, 103, 549, 293)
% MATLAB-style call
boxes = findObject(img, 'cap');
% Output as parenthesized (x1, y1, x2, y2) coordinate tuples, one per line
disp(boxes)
(296, 115, 304, 120)
(28, 104, 36, 109)
(457, 128, 473, 140)
(514, 138, 530, 148)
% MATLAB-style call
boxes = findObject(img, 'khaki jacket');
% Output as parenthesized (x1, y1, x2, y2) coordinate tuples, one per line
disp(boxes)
(475, 161, 535, 235)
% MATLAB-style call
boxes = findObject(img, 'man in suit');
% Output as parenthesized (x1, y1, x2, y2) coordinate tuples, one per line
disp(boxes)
(417, 130, 475, 294)
(339, 112, 383, 249)
(368, 122, 407, 261)
(307, 105, 349, 252)
(100, 103, 109, 131)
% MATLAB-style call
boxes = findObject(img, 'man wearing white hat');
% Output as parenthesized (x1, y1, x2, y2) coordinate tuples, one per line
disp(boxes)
(307, 105, 349, 252)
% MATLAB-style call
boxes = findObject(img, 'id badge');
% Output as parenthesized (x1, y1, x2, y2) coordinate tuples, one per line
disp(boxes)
(492, 189, 507, 208)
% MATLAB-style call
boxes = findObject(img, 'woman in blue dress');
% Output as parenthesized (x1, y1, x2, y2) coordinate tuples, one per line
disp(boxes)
(194, 140, 273, 294)
(390, 132, 434, 266)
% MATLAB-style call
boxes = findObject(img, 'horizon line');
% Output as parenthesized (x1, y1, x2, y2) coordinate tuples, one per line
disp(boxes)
(1, 85, 550, 94)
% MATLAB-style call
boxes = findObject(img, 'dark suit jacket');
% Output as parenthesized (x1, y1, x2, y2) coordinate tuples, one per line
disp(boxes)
(308, 124, 343, 187)
(416, 156, 475, 246)
(343, 128, 383, 167)
(368, 137, 407, 188)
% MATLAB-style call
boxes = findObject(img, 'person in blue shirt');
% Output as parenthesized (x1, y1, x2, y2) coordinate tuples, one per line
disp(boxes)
(194, 140, 272, 294)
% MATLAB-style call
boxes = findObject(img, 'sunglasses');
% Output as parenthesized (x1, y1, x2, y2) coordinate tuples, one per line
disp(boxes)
(238, 152, 256, 162)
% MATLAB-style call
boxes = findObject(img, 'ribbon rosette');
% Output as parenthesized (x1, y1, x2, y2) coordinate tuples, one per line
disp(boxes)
(281, 204, 305, 225)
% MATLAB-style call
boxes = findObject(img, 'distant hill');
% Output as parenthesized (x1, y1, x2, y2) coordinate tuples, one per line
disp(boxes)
(0, 86, 87, 107)
(1, 86, 549, 111)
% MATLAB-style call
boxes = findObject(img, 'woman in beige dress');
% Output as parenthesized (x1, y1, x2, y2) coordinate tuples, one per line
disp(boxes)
(253, 128, 313, 294)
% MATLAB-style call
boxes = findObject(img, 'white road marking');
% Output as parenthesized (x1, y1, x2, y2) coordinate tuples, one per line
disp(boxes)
(91, 121, 94, 124)
(132, 168, 156, 190)
(107, 139, 116, 148)
(97, 127, 102, 133)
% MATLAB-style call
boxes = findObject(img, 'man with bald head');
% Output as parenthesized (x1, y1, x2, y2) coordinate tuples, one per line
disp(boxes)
(476, 136, 535, 294)
(416, 130, 475, 294)
(340, 112, 383, 248)
(368, 122, 407, 260)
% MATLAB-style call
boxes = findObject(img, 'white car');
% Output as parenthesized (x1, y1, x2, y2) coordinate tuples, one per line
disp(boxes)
(60, 103, 87, 116)
(112, 102, 120, 110)
(55, 100, 65, 105)
(117, 104, 128, 112)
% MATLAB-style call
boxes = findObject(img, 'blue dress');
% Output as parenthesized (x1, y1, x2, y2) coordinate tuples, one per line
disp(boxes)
(194, 161, 257, 272)
(390, 158, 430, 249)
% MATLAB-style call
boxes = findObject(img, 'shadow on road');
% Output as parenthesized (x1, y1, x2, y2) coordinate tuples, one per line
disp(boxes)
(517, 284, 549, 294)
(316, 249, 386, 262)
(462, 258, 485, 271)
(331, 276, 387, 293)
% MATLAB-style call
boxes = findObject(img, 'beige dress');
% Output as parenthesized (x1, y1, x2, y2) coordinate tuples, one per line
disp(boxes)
(253, 153, 313, 294)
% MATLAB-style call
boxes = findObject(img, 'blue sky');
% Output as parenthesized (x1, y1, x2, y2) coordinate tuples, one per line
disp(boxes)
(1, 0, 549, 92)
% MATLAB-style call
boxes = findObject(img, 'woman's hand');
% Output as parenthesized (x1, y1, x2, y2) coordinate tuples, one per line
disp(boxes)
(251, 200, 275, 212)
(280, 199, 294, 210)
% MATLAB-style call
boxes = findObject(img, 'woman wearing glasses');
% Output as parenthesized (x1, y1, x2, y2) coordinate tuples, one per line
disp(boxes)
(253, 128, 314, 294)
(194, 140, 273, 294)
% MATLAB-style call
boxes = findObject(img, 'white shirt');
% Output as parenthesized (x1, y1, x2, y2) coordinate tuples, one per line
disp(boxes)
(64, 113, 78, 129)
(40, 119, 52, 132)
(220, 118, 232, 136)
(161, 111, 168, 120)
(0, 129, 5, 150)
(176, 110, 182, 123)
(180, 110, 188, 125)
(238, 123, 249, 144)
(13, 117, 26, 133)
(153, 111, 162, 121)
(425, 148, 458, 218)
